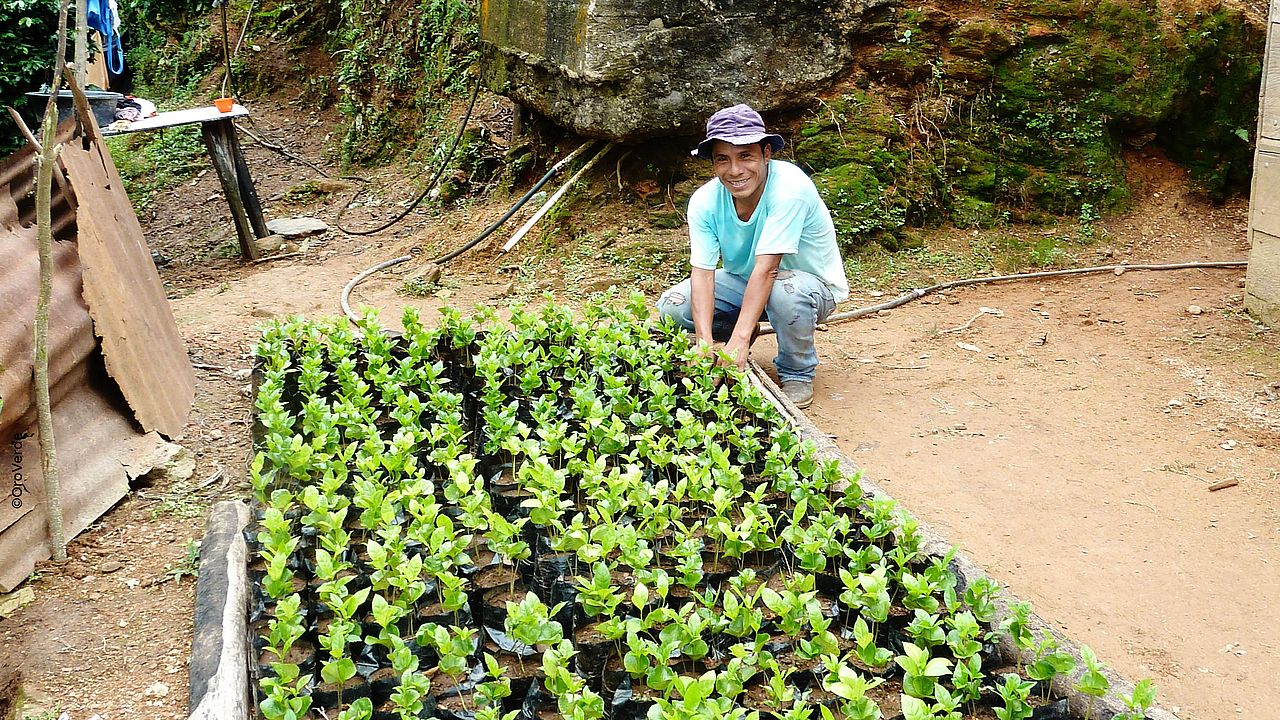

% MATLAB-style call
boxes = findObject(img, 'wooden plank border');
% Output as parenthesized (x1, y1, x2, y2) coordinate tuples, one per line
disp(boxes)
(188, 500, 252, 720)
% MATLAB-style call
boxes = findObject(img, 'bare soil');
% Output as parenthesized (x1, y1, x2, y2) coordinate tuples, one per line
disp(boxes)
(1, 95, 1276, 720)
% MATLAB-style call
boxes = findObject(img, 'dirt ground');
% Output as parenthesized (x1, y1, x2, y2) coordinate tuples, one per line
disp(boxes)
(1, 97, 1276, 720)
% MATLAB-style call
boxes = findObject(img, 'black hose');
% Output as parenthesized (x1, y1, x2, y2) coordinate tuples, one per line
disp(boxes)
(335, 73, 483, 236)
(340, 140, 600, 322)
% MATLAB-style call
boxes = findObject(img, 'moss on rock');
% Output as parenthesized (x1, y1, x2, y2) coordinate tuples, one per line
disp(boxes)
(800, 0, 1259, 250)
(950, 21, 1015, 59)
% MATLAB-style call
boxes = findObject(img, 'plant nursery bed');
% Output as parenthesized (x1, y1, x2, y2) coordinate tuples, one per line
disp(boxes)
(189, 297, 1170, 720)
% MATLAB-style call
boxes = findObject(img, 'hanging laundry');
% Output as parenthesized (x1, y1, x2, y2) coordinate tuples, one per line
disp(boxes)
(87, 0, 125, 75)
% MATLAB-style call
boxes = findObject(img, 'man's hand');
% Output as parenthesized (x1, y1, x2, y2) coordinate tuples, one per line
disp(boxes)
(693, 337, 721, 361)
(719, 335, 750, 372)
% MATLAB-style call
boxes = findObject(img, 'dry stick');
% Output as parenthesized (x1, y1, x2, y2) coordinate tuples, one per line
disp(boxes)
(236, 124, 331, 177)
(34, 0, 73, 563)
(5, 108, 69, 195)
(942, 307, 1003, 334)
(1207, 478, 1240, 492)
(252, 251, 303, 264)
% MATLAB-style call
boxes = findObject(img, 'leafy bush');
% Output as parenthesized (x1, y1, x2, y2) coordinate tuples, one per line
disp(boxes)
(0, 0, 60, 155)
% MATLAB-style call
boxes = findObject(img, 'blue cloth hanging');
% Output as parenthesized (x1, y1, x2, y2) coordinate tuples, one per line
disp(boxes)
(86, 0, 125, 76)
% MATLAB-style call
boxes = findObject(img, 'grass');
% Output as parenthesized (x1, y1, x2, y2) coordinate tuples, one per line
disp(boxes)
(107, 125, 207, 211)
(163, 539, 201, 585)
(842, 220, 1106, 296)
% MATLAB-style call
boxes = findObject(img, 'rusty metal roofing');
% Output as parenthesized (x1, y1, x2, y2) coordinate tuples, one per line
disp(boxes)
(0, 117, 191, 590)
(62, 127, 196, 438)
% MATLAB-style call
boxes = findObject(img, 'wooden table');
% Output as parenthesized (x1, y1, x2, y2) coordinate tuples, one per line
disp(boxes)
(103, 104, 267, 260)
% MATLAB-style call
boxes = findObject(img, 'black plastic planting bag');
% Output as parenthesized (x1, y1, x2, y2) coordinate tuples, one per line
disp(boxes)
(482, 625, 537, 657)
(606, 675, 657, 720)
(516, 677, 556, 720)
(1031, 699, 1071, 719)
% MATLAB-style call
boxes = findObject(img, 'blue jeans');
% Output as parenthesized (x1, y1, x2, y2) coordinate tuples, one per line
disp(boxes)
(656, 268, 836, 383)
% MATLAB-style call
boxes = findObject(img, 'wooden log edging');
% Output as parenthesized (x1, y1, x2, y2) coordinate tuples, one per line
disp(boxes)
(189, 500, 252, 720)
(747, 361, 1173, 720)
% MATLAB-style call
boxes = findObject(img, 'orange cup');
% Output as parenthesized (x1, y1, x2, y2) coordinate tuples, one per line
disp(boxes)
(213, 97, 235, 112)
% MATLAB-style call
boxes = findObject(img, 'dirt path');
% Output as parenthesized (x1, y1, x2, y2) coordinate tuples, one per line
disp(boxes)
(1, 109, 1275, 719)
(799, 194, 1279, 719)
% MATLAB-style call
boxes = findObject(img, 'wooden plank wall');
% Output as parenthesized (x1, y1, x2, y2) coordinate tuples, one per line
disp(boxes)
(1246, 3, 1280, 326)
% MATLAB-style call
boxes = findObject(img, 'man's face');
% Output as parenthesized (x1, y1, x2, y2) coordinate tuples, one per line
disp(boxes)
(711, 140, 771, 204)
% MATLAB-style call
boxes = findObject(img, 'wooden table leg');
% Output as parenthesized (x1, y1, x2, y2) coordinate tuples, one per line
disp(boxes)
(201, 119, 260, 261)
(225, 123, 268, 239)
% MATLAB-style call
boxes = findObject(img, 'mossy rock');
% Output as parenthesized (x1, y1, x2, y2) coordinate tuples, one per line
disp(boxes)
(812, 163, 906, 249)
(944, 57, 995, 84)
(949, 21, 1015, 59)
(793, 131, 875, 173)
(945, 141, 1001, 196)
(793, 92, 902, 174)
(951, 195, 1001, 229)
(1158, 6, 1264, 199)
(875, 45, 936, 84)
(1003, 0, 1090, 19)
(917, 6, 958, 34)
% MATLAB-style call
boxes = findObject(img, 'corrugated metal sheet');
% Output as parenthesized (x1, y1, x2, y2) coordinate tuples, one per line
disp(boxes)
(0, 124, 79, 241)
(0, 117, 189, 590)
(0, 365, 153, 591)
(62, 128, 196, 438)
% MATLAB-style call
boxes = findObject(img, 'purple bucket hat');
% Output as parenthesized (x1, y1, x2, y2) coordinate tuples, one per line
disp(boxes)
(691, 104, 785, 159)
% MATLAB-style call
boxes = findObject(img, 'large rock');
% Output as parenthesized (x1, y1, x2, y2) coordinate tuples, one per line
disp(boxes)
(480, 0, 893, 141)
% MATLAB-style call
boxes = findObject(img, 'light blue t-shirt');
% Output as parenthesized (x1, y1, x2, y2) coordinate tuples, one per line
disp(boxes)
(688, 159, 850, 303)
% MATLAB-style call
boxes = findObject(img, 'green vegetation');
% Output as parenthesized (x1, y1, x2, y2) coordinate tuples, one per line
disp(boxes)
(106, 124, 207, 209)
(797, 0, 1262, 253)
(115, 0, 477, 167)
(333, 0, 478, 163)
(0, 0, 60, 155)
(248, 298, 1155, 719)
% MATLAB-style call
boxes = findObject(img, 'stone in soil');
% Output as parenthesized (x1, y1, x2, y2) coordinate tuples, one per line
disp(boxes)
(266, 217, 329, 238)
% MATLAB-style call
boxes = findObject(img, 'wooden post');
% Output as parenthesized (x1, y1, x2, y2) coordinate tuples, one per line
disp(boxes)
(73, 0, 87, 88)
(201, 118, 261, 261)
(1246, 1, 1280, 326)
(227, 128, 269, 239)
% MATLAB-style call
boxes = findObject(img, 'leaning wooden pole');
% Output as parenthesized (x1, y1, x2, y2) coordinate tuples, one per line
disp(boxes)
(34, 0, 73, 563)
(73, 0, 88, 88)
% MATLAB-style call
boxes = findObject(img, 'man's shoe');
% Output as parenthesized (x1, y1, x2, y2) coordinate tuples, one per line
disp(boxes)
(780, 380, 814, 409)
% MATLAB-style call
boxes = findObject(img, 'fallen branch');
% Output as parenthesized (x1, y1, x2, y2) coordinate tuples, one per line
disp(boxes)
(943, 306, 1004, 334)
(235, 124, 331, 178)
(1208, 478, 1239, 492)
(251, 250, 303, 264)
(196, 465, 226, 491)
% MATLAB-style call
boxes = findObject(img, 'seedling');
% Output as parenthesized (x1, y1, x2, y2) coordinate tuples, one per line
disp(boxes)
(1025, 631, 1076, 697)
(1114, 679, 1157, 720)
(993, 673, 1036, 720)
(821, 659, 884, 720)
(1076, 645, 1112, 720)
(895, 642, 953, 699)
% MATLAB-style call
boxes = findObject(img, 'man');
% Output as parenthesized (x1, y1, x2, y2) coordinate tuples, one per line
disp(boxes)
(657, 104, 849, 409)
